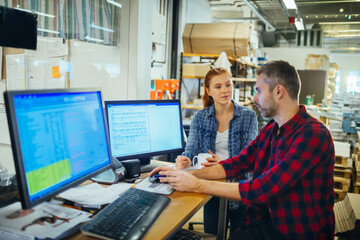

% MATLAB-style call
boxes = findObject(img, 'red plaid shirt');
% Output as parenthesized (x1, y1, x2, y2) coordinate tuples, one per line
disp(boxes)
(220, 105, 335, 239)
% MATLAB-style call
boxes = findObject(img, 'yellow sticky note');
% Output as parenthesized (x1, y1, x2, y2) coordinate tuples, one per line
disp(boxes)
(52, 66, 61, 78)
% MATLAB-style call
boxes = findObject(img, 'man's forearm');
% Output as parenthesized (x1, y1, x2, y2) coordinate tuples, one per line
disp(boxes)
(189, 164, 227, 180)
(195, 179, 242, 201)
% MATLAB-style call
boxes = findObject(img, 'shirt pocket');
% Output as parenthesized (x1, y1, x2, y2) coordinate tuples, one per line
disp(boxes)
(235, 131, 249, 149)
(199, 129, 212, 152)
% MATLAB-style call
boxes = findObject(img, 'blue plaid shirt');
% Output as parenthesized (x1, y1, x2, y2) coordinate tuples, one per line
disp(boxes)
(183, 101, 258, 163)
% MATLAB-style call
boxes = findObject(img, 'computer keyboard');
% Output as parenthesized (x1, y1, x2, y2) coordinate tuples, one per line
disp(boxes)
(81, 187, 170, 240)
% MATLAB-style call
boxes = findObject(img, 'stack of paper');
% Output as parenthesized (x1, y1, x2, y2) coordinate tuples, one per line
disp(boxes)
(0, 202, 91, 239)
(334, 193, 360, 234)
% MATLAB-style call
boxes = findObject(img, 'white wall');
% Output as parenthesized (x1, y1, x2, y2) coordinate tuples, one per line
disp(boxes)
(330, 54, 360, 93)
(260, 47, 331, 70)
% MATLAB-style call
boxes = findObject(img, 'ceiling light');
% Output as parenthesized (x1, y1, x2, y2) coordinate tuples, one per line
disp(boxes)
(339, 8, 344, 13)
(319, 22, 360, 25)
(295, 18, 305, 31)
(37, 28, 59, 34)
(85, 35, 104, 43)
(349, 15, 352, 20)
(283, 0, 297, 9)
(107, 0, 122, 8)
(325, 15, 327, 18)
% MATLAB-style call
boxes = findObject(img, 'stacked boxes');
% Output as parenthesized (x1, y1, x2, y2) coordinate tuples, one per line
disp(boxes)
(334, 141, 352, 202)
(328, 95, 360, 143)
(352, 144, 360, 194)
(305, 54, 329, 70)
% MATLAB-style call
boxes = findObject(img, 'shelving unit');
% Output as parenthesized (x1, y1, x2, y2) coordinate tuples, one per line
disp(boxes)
(179, 52, 257, 112)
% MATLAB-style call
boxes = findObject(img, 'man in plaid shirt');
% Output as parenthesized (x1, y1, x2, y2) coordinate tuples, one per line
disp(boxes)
(151, 60, 335, 239)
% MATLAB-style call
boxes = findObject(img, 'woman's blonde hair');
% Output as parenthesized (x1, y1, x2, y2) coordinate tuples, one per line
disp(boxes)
(202, 67, 232, 108)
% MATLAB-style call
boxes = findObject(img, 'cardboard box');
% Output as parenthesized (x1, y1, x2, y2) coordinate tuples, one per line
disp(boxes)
(305, 54, 329, 70)
(182, 23, 251, 57)
(182, 63, 211, 78)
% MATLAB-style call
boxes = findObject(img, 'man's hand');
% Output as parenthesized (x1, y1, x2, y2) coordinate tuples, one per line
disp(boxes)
(175, 155, 191, 170)
(159, 169, 202, 192)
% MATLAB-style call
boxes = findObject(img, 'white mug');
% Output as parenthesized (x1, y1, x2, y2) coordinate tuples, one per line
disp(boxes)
(192, 153, 212, 168)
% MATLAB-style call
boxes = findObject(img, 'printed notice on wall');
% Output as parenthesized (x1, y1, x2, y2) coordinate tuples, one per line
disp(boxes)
(26, 57, 66, 89)
(6, 54, 26, 90)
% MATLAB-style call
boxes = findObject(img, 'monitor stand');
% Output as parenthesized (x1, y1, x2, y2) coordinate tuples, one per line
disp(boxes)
(139, 157, 168, 173)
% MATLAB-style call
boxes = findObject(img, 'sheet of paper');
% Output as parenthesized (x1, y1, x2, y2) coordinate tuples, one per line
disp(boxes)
(25, 36, 68, 58)
(0, 106, 10, 145)
(0, 202, 91, 239)
(59, 182, 132, 205)
(5, 55, 26, 90)
(0, 79, 5, 103)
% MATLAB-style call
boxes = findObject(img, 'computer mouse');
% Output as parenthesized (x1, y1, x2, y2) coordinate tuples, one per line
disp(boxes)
(149, 176, 161, 183)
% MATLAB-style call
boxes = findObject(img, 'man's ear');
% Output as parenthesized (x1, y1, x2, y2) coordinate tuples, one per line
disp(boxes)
(274, 84, 285, 99)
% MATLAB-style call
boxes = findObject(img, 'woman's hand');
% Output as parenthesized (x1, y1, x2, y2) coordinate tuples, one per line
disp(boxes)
(203, 150, 221, 167)
(175, 155, 191, 170)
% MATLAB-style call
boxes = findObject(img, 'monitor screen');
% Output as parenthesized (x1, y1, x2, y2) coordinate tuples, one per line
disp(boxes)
(4, 89, 112, 209)
(105, 100, 184, 168)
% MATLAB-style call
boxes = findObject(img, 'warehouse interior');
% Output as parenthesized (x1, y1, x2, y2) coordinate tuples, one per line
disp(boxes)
(0, 0, 360, 239)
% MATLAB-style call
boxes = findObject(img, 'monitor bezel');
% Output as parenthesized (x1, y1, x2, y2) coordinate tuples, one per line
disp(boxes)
(104, 99, 185, 165)
(4, 88, 113, 209)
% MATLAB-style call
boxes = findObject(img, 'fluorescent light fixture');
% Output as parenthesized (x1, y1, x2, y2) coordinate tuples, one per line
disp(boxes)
(16, 7, 55, 18)
(85, 35, 104, 43)
(37, 28, 59, 34)
(283, 0, 297, 9)
(107, 0, 122, 8)
(295, 18, 304, 31)
(243, 0, 276, 31)
(90, 23, 114, 33)
(319, 22, 360, 25)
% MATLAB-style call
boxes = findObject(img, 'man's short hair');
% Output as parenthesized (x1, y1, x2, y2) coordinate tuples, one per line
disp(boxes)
(256, 60, 301, 100)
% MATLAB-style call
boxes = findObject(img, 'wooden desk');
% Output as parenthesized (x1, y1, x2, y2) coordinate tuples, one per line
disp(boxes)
(66, 160, 212, 240)
(144, 191, 210, 239)
(65, 189, 210, 240)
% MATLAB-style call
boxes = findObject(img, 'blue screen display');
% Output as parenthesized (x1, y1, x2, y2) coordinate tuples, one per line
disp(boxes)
(13, 91, 111, 204)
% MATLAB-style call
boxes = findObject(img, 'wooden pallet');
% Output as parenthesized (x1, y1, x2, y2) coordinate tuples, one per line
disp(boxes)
(355, 159, 360, 184)
(335, 157, 353, 169)
(334, 177, 351, 192)
(334, 167, 352, 179)
(354, 185, 360, 194)
(334, 189, 346, 202)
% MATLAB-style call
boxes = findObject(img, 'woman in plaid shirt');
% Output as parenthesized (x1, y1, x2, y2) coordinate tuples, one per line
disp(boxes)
(152, 61, 335, 240)
(175, 67, 258, 235)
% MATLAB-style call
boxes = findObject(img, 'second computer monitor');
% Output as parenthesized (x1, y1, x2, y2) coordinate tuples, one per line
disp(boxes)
(105, 100, 184, 170)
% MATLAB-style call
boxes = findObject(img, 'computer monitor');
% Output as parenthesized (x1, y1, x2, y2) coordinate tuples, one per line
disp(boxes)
(4, 88, 112, 209)
(105, 100, 184, 172)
